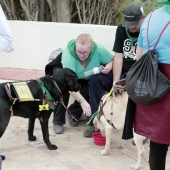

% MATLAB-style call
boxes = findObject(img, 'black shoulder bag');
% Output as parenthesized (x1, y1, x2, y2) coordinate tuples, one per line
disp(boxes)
(126, 11, 170, 105)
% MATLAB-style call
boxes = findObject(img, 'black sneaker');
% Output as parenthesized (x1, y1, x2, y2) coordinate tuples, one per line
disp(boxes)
(67, 114, 79, 127)
(83, 125, 95, 137)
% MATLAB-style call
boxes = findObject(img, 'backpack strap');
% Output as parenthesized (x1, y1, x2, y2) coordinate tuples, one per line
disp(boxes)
(153, 21, 170, 50)
(146, 10, 170, 50)
(146, 11, 154, 50)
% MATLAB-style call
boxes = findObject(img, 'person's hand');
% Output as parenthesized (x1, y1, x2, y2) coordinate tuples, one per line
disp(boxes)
(113, 82, 124, 94)
(101, 62, 112, 74)
(113, 79, 126, 95)
(80, 100, 92, 117)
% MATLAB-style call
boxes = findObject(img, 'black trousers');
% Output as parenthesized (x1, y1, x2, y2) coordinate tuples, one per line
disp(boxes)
(122, 97, 136, 139)
(89, 71, 113, 114)
(149, 140, 169, 170)
(53, 79, 89, 125)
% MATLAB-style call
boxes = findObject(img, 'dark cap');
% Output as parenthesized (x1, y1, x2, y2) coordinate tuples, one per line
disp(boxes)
(122, 4, 144, 28)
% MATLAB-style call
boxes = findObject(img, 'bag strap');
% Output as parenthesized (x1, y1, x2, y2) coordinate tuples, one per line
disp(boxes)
(153, 21, 170, 50)
(146, 11, 154, 50)
(147, 10, 170, 50)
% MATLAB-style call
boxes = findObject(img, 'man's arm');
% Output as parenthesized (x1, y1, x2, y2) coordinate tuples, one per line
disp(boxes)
(112, 52, 123, 84)
(69, 91, 91, 117)
(136, 46, 143, 61)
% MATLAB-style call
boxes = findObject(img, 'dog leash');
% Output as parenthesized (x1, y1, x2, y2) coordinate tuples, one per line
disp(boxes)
(59, 100, 79, 121)
(86, 88, 114, 126)
(50, 76, 79, 121)
(98, 93, 117, 129)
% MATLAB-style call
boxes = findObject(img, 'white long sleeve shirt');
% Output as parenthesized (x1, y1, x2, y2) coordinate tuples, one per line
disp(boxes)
(0, 5, 13, 52)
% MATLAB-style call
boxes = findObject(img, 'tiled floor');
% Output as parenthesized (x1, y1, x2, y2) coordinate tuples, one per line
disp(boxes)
(0, 68, 170, 170)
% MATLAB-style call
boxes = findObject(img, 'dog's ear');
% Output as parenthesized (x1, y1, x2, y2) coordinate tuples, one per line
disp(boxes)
(66, 76, 80, 92)
(64, 68, 78, 79)
(63, 68, 80, 92)
(50, 68, 66, 92)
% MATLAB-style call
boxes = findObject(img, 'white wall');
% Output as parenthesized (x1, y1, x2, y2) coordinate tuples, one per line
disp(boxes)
(0, 21, 117, 70)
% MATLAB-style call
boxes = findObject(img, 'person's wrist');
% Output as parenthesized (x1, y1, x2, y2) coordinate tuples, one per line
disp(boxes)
(79, 98, 85, 104)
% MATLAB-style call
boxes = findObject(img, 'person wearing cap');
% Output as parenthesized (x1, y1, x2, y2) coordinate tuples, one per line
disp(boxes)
(127, 1, 170, 170)
(112, 3, 145, 144)
(112, 3, 145, 85)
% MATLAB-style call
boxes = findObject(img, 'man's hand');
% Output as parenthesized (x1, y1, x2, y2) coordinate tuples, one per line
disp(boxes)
(101, 61, 112, 74)
(113, 80, 125, 94)
(80, 100, 92, 117)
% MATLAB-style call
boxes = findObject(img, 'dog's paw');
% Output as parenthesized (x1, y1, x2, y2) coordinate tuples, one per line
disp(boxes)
(130, 164, 141, 170)
(28, 135, 36, 141)
(101, 149, 109, 156)
(48, 144, 58, 150)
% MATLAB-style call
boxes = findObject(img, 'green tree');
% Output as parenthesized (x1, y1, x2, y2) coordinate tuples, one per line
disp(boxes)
(130, 0, 163, 15)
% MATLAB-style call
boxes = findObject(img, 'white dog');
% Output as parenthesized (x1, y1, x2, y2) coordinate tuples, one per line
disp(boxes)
(93, 91, 147, 169)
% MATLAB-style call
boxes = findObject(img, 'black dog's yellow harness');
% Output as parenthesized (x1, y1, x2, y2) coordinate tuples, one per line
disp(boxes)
(4, 78, 78, 120)
(4, 79, 58, 116)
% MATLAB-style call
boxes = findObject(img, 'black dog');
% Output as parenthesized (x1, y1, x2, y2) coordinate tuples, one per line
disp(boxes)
(0, 68, 80, 151)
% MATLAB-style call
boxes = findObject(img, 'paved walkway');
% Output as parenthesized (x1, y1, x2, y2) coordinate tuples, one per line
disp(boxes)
(0, 68, 170, 170)
(0, 68, 45, 81)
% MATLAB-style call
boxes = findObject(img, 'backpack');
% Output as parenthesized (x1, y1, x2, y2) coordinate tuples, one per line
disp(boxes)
(126, 11, 170, 104)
